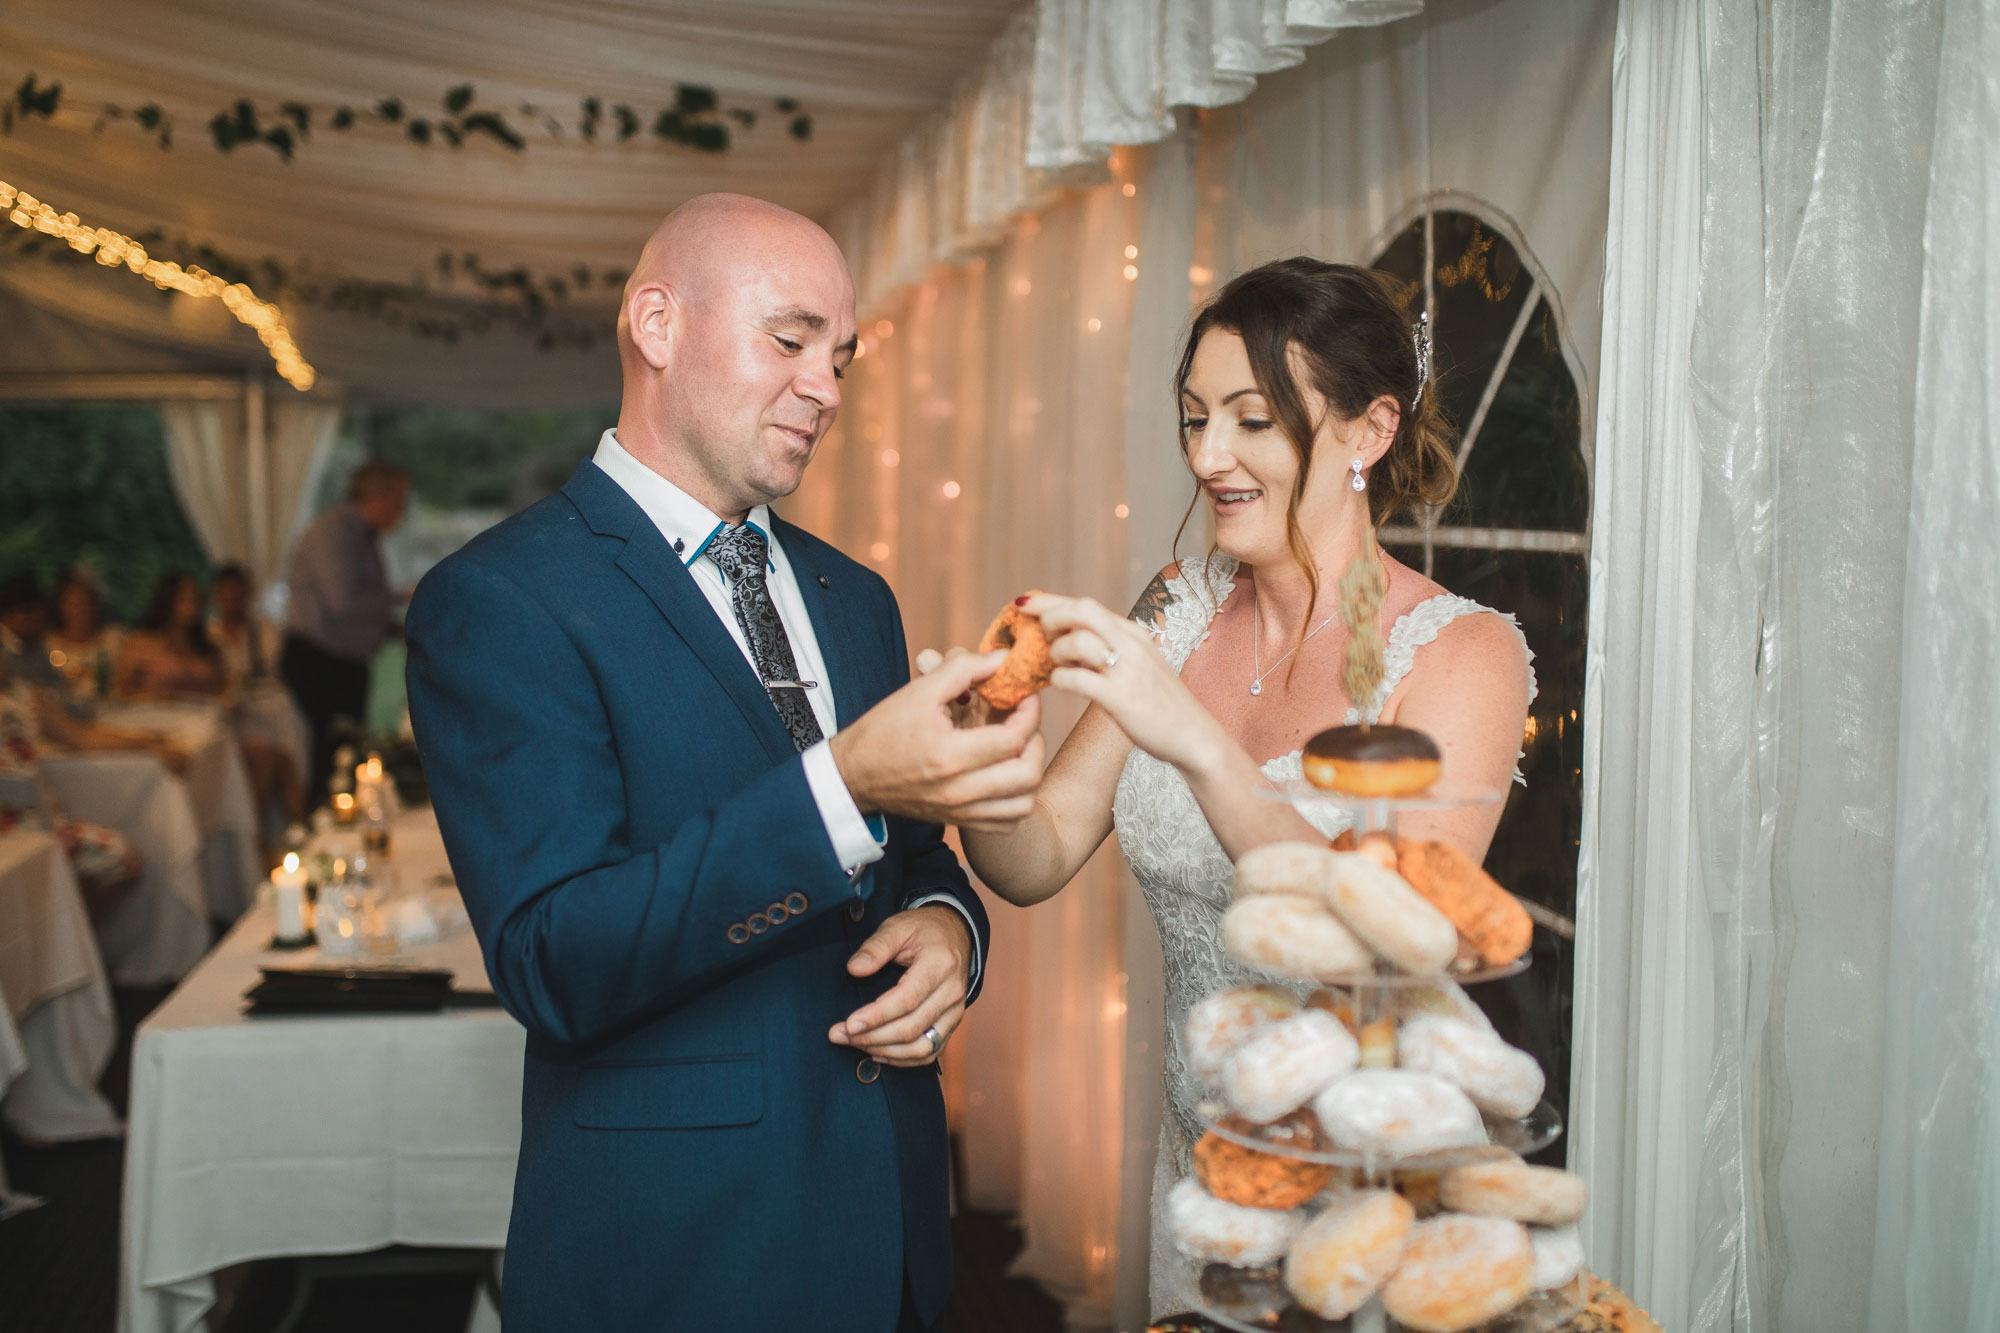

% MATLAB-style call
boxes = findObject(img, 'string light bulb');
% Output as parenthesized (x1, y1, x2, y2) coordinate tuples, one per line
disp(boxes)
(1, 180, 315, 390)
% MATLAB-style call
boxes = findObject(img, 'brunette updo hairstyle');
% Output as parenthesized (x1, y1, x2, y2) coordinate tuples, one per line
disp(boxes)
(1174, 258, 1458, 627)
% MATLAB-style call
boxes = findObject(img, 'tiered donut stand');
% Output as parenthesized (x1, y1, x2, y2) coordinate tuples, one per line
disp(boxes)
(1171, 784, 1587, 1333)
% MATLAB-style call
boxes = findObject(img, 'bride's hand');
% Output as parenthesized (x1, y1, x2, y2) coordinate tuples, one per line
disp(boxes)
(1024, 593, 1218, 770)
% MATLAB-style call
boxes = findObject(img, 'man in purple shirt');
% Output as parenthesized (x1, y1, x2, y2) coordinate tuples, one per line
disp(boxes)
(281, 460, 408, 803)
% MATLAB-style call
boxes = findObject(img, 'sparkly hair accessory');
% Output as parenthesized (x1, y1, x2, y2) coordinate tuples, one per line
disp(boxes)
(1412, 309, 1432, 409)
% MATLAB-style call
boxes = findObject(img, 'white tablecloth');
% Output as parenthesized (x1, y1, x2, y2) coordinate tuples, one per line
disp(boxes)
(119, 809, 524, 1333)
(37, 752, 211, 987)
(0, 829, 120, 1142)
(97, 701, 264, 920)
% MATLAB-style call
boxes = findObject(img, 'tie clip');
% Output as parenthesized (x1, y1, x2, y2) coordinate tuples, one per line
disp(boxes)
(764, 679, 819, 690)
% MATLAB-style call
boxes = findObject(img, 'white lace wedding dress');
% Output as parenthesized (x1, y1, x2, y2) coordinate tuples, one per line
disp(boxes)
(1110, 553, 1536, 1314)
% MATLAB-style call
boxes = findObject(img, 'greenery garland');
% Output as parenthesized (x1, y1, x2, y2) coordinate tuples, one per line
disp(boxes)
(4, 72, 811, 159)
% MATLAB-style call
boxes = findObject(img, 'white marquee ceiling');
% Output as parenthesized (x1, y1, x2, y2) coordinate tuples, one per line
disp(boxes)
(0, 0, 1021, 400)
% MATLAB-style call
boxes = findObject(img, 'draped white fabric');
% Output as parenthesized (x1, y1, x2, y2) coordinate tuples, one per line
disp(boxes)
(799, 1, 1611, 1323)
(830, 0, 1429, 315)
(158, 391, 339, 588)
(1577, 0, 2000, 1328)
(159, 400, 248, 577)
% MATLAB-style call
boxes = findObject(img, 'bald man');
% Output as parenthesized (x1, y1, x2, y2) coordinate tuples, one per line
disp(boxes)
(406, 195, 1041, 1331)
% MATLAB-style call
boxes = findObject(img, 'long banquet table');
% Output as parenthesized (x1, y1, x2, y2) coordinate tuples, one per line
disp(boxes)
(0, 828, 121, 1143)
(119, 808, 523, 1333)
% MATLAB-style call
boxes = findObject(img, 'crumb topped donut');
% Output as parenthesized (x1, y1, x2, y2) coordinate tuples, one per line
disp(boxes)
(975, 593, 1056, 710)
(1194, 1114, 1336, 1209)
(1303, 724, 1441, 796)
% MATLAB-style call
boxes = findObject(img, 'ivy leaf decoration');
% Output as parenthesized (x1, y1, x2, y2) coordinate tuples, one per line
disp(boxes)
(16, 74, 63, 120)
(462, 112, 523, 151)
(789, 114, 812, 141)
(263, 126, 295, 161)
(674, 84, 717, 116)
(614, 105, 638, 141)
(406, 118, 431, 144)
(652, 108, 685, 141)
(376, 97, 404, 123)
(330, 106, 355, 130)
(580, 96, 601, 140)
(443, 83, 474, 115)
(135, 103, 163, 130)
(692, 122, 728, 152)
(438, 123, 462, 148)
(775, 97, 799, 114)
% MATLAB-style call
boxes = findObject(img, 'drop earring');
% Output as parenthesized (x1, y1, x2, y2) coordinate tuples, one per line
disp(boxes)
(1350, 458, 1366, 492)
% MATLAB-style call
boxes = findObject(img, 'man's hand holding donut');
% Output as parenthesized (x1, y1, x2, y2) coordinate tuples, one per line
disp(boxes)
(829, 648, 1045, 833)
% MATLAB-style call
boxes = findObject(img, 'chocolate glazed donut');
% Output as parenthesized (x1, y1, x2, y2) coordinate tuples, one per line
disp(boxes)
(1302, 724, 1441, 797)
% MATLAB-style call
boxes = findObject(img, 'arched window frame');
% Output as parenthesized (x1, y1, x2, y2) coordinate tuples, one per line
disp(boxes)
(1367, 192, 1594, 572)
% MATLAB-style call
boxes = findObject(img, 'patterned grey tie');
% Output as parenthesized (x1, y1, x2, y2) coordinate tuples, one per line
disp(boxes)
(705, 523, 824, 751)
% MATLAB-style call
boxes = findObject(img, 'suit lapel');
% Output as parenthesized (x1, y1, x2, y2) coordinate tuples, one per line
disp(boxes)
(564, 463, 793, 764)
(772, 516, 875, 729)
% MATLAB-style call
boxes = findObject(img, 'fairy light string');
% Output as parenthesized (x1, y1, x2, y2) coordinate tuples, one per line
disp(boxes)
(1, 179, 315, 390)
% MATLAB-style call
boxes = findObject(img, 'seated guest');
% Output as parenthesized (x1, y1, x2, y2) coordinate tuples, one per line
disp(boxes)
(282, 461, 409, 803)
(46, 571, 123, 702)
(114, 573, 224, 701)
(207, 564, 280, 690)
(0, 573, 69, 699)
(0, 651, 186, 919)
(209, 563, 306, 825)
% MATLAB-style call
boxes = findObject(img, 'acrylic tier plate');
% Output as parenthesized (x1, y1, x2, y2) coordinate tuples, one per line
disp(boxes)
(1190, 1094, 1564, 1170)
(1179, 1255, 1586, 1333)
(1258, 779, 1504, 824)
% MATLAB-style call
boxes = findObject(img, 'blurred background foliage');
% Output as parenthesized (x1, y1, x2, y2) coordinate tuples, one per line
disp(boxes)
(0, 404, 211, 621)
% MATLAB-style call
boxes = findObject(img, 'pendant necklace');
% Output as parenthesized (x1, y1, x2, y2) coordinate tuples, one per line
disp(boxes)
(1250, 585, 1338, 697)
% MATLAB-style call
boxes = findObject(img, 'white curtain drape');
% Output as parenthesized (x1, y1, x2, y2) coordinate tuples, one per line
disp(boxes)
(160, 388, 339, 589)
(832, 0, 1428, 316)
(159, 399, 248, 574)
(1576, 0, 1998, 1328)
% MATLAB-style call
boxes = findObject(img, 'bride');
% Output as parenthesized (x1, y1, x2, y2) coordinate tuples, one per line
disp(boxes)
(957, 257, 1535, 1315)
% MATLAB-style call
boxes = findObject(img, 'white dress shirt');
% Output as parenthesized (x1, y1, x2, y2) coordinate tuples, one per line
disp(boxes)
(592, 433, 980, 986)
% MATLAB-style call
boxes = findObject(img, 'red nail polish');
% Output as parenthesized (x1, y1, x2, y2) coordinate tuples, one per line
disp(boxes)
(1014, 595, 1030, 606)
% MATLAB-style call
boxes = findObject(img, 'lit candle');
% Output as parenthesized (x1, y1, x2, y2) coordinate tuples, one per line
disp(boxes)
(273, 852, 309, 942)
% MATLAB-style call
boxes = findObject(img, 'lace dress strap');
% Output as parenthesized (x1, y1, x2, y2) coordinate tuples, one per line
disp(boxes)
(1351, 592, 1540, 783)
(1146, 553, 1242, 672)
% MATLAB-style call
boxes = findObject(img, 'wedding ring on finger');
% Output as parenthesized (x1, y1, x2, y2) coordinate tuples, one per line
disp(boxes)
(1101, 647, 1118, 670)
(924, 1025, 944, 1059)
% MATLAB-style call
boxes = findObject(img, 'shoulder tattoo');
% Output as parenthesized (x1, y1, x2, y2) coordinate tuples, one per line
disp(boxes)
(1127, 571, 1178, 630)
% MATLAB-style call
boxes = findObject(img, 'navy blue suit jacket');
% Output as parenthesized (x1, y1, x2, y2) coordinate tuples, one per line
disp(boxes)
(404, 460, 990, 1331)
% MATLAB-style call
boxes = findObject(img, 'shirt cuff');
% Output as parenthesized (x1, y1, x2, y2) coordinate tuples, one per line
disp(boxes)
(801, 739, 886, 886)
(905, 892, 984, 999)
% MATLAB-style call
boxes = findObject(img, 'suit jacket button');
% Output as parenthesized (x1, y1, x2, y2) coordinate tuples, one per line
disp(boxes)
(747, 911, 770, 935)
(847, 902, 865, 924)
(785, 892, 809, 915)
(766, 902, 789, 925)
(855, 1058, 881, 1084)
(727, 923, 749, 944)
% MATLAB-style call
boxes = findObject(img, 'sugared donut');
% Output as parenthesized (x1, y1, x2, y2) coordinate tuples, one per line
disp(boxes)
(1165, 1177, 1304, 1267)
(1222, 894, 1374, 980)
(1380, 1214, 1535, 1333)
(1397, 838, 1534, 967)
(1184, 986, 1300, 1086)
(1438, 1159, 1588, 1227)
(1233, 842, 1337, 900)
(1303, 724, 1441, 796)
(1222, 1010, 1359, 1123)
(1530, 1224, 1586, 1290)
(975, 593, 1056, 711)
(1325, 853, 1459, 974)
(1397, 1014, 1546, 1119)
(1312, 1069, 1487, 1158)
(1398, 981, 1495, 1032)
(1283, 1188, 1415, 1318)
(1194, 1116, 1335, 1210)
